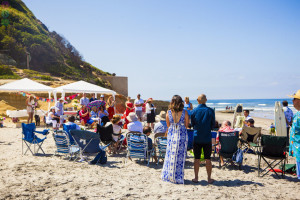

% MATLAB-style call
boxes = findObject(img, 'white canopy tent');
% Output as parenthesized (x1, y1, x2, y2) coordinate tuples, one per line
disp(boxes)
(54, 80, 117, 104)
(0, 78, 54, 109)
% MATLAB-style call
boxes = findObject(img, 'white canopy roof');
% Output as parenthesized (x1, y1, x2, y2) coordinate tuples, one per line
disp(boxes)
(54, 80, 116, 95)
(0, 78, 54, 92)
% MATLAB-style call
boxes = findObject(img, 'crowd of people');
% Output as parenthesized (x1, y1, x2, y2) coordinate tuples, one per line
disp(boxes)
(25, 89, 300, 184)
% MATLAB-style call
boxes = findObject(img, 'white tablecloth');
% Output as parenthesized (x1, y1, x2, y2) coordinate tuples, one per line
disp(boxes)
(6, 110, 47, 118)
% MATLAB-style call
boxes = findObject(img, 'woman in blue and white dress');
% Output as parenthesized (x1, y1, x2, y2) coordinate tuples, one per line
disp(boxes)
(161, 95, 189, 184)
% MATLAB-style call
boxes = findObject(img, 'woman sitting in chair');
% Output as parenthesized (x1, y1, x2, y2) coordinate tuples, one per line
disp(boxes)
(216, 121, 234, 166)
(98, 105, 109, 126)
(105, 115, 122, 154)
(79, 105, 95, 127)
(46, 106, 60, 130)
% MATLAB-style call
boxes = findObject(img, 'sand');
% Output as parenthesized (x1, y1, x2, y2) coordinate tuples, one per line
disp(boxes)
(0, 113, 299, 199)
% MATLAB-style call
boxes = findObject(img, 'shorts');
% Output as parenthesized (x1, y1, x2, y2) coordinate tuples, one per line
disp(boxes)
(86, 119, 94, 125)
(193, 142, 212, 160)
(136, 110, 143, 119)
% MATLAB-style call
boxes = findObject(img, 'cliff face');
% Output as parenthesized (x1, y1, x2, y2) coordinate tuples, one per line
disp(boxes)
(0, 0, 111, 88)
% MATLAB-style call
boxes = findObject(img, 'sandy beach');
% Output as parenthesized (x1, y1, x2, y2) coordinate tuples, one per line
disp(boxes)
(0, 112, 299, 200)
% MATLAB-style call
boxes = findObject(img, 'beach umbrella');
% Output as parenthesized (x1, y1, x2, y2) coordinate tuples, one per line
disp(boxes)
(87, 100, 106, 109)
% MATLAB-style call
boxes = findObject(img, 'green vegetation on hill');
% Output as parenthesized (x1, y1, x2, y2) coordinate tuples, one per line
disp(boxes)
(0, 0, 112, 88)
(0, 65, 20, 79)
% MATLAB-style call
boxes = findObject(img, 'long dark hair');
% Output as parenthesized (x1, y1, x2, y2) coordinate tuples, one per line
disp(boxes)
(169, 95, 184, 112)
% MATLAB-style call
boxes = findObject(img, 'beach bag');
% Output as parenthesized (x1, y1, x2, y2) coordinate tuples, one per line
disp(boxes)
(232, 148, 243, 164)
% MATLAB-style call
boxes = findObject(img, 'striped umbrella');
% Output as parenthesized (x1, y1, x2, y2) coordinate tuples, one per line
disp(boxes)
(87, 100, 106, 109)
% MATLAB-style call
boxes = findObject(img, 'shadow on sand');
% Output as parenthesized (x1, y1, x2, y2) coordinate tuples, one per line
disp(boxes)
(184, 179, 264, 187)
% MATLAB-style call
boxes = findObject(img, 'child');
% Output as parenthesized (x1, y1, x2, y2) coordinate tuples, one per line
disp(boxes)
(143, 126, 157, 162)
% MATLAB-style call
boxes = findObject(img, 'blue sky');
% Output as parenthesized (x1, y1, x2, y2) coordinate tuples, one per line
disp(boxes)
(23, 0, 300, 100)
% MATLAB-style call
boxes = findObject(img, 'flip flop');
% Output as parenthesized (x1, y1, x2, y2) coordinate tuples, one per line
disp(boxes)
(192, 179, 199, 183)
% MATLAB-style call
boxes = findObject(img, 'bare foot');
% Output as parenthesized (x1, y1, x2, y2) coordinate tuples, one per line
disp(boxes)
(208, 179, 215, 184)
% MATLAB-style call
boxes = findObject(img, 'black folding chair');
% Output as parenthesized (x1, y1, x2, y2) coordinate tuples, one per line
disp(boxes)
(257, 135, 287, 178)
(218, 131, 240, 168)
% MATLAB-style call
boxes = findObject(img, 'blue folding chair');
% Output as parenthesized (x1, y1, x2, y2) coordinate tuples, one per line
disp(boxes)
(187, 129, 194, 150)
(63, 124, 77, 145)
(21, 123, 49, 155)
(53, 130, 79, 160)
(155, 136, 167, 165)
(126, 131, 153, 166)
(211, 131, 218, 157)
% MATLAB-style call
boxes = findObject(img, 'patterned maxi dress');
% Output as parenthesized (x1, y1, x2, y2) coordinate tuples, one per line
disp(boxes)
(161, 110, 188, 184)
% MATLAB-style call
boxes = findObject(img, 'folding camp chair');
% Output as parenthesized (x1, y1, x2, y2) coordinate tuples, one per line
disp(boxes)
(21, 123, 49, 155)
(211, 131, 217, 158)
(155, 134, 167, 165)
(70, 129, 108, 161)
(239, 126, 262, 154)
(187, 129, 194, 151)
(52, 130, 79, 160)
(97, 124, 113, 145)
(62, 124, 77, 145)
(257, 135, 287, 178)
(218, 131, 240, 168)
(153, 133, 167, 164)
(126, 131, 154, 166)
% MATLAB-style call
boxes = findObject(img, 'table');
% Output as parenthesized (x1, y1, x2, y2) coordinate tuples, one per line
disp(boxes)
(63, 111, 78, 116)
(6, 110, 47, 118)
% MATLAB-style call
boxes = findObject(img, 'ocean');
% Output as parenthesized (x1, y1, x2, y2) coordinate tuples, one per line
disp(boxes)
(189, 98, 297, 120)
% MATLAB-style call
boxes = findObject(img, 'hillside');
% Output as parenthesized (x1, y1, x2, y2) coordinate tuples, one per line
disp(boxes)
(0, 0, 111, 88)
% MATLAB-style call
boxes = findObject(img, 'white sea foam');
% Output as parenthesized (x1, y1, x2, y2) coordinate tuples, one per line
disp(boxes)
(258, 104, 266, 106)
(217, 103, 232, 105)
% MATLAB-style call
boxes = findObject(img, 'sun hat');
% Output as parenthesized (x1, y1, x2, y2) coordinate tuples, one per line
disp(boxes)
(127, 112, 138, 122)
(50, 106, 56, 110)
(288, 90, 300, 99)
(100, 94, 104, 98)
(157, 111, 166, 121)
(147, 98, 153, 102)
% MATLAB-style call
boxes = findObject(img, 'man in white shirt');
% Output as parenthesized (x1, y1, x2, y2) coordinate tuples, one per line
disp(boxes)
(243, 110, 253, 127)
(134, 94, 144, 121)
(80, 93, 90, 107)
(127, 112, 143, 133)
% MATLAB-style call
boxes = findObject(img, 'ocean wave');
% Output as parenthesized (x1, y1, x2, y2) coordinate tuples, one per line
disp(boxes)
(206, 103, 214, 105)
(217, 103, 233, 105)
(258, 104, 266, 106)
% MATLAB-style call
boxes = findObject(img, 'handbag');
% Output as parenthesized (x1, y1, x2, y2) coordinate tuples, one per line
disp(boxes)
(232, 148, 243, 164)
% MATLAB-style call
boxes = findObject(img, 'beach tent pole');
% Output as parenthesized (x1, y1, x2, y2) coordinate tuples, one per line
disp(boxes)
(48, 92, 51, 111)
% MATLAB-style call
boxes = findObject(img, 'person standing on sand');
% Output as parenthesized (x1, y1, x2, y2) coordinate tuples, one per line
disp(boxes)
(161, 95, 189, 184)
(191, 94, 215, 184)
(184, 97, 193, 123)
(283, 100, 293, 145)
(107, 96, 115, 120)
(26, 95, 35, 124)
(288, 90, 300, 180)
(134, 94, 144, 121)
(80, 93, 89, 107)
(124, 97, 134, 129)
(89, 93, 97, 102)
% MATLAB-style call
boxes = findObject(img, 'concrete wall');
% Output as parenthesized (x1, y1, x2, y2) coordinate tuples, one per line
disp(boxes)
(99, 76, 128, 96)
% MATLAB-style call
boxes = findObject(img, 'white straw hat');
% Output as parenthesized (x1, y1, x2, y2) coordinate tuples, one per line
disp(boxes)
(127, 112, 138, 122)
